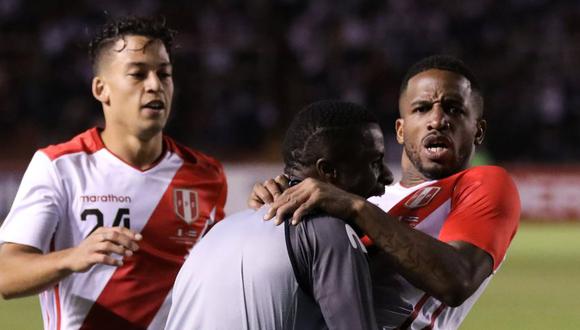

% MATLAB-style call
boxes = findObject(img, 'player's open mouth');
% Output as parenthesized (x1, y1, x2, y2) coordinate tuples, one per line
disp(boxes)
(422, 134, 452, 159)
(142, 100, 165, 111)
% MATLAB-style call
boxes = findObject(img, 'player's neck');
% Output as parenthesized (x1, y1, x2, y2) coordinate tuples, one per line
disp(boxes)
(399, 152, 428, 188)
(100, 128, 164, 170)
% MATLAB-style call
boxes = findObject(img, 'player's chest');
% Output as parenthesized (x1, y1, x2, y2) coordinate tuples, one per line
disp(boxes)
(62, 159, 221, 250)
(384, 185, 453, 237)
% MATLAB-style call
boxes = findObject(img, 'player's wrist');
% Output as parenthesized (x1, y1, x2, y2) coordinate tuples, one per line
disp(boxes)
(349, 197, 367, 220)
(55, 248, 79, 274)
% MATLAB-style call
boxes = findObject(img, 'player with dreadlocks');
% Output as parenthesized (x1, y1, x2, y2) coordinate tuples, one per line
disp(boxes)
(0, 16, 227, 329)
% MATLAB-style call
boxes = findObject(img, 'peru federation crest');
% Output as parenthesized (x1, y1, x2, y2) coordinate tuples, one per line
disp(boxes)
(404, 186, 441, 209)
(174, 189, 199, 224)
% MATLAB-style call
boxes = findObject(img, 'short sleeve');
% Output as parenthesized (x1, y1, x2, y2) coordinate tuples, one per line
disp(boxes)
(290, 216, 377, 330)
(0, 151, 65, 252)
(439, 166, 521, 270)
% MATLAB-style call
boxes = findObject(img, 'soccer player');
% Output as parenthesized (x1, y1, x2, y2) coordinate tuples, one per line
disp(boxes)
(251, 55, 521, 329)
(166, 100, 391, 330)
(0, 17, 227, 329)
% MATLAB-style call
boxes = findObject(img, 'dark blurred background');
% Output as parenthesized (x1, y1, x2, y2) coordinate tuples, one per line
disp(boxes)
(1, 0, 579, 164)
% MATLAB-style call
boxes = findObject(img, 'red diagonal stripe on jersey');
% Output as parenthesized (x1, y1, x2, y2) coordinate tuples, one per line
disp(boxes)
(399, 293, 430, 329)
(79, 161, 223, 329)
(361, 179, 456, 247)
(388, 179, 456, 228)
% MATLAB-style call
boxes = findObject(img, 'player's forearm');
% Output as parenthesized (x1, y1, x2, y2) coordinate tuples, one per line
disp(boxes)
(0, 246, 74, 299)
(351, 201, 477, 306)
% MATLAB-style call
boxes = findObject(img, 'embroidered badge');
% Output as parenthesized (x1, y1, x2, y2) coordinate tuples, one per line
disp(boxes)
(173, 188, 199, 224)
(404, 186, 441, 209)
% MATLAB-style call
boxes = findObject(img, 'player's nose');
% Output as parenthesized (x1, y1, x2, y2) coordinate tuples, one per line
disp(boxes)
(427, 104, 450, 131)
(144, 71, 162, 92)
(379, 161, 394, 186)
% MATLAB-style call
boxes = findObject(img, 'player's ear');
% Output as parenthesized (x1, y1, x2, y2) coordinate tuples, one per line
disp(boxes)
(92, 76, 110, 105)
(395, 118, 405, 144)
(315, 158, 337, 182)
(474, 119, 486, 145)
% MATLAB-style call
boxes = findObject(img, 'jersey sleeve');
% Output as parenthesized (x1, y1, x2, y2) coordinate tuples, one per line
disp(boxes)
(439, 166, 520, 270)
(288, 216, 378, 330)
(0, 151, 65, 252)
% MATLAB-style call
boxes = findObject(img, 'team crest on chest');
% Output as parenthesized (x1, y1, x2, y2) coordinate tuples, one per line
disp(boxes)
(173, 188, 199, 224)
(405, 186, 441, 209)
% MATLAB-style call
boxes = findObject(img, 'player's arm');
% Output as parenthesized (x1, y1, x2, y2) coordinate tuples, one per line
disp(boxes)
(266, 177, 509, 307)
(348, 200, 493, 307)
(0, 152, 142, 299)
(292, 217, 377, 329)
(0, 227, 141, 299)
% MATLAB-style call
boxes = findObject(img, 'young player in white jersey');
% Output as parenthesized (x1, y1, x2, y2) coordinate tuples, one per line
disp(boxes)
(166, 101, 392, 330)
(250, 55, 520, 329)
(0, 17, 227, 330)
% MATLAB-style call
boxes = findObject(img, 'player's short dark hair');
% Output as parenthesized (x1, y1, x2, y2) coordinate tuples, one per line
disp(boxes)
(88, 16, 176, 73)
(400, 55, 484, 115)
(282, 100, 378, 174)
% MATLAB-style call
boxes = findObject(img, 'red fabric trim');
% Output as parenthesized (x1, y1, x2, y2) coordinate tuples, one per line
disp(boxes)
(54, 285, 61, 330)
(421, 303, 446, 330)
(41, 128, 103, 160)
(399, 293, 430, 329)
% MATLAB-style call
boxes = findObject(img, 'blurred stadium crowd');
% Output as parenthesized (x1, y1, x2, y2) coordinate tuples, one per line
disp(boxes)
(0, 0, 579, 163)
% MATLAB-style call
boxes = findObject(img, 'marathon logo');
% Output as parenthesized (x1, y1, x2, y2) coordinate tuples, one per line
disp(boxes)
(80, 194, 132, 203)
(404, 186, 440, 209)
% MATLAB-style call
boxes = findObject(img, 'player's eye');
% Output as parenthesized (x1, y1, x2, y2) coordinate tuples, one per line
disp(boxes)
(158, 71, 172, 80)
(446, 105, 464, 116)
(413, 104, 431, 113)
(128, 72, 146, 79)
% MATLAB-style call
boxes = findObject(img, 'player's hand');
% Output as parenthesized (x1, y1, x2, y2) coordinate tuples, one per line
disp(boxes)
(247, 174, 289, 209)
(63, 227, 142, 272)
(264, 178, 366, 225)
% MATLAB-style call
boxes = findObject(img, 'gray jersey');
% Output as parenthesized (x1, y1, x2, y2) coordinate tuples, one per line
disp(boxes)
(165, 207, 377, 330)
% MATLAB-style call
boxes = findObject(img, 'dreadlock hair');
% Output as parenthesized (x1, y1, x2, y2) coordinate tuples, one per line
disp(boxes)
(88, 16, 176, 73)
(282, 100, 378, 175)
(400, 55, 484, 116)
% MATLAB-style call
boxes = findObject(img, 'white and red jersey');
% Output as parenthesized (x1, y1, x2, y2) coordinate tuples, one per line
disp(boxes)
(367, 166, 520, 330)
(0, 128, 227, 330)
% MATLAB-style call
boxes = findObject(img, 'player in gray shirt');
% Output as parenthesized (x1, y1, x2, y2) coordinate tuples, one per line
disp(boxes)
(165, 100, 392, 330)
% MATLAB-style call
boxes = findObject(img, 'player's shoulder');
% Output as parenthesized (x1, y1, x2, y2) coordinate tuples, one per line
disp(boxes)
(39, 128, 103, 161)
(299, 214, 354, 239)
(454, 165, 519, 197)
(164, 135, 224, 173)
(205, 208, 258, 233)
(297, 214, 367, 253)
(302, 213, 345, 229)
(460, 165, 511, 180)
